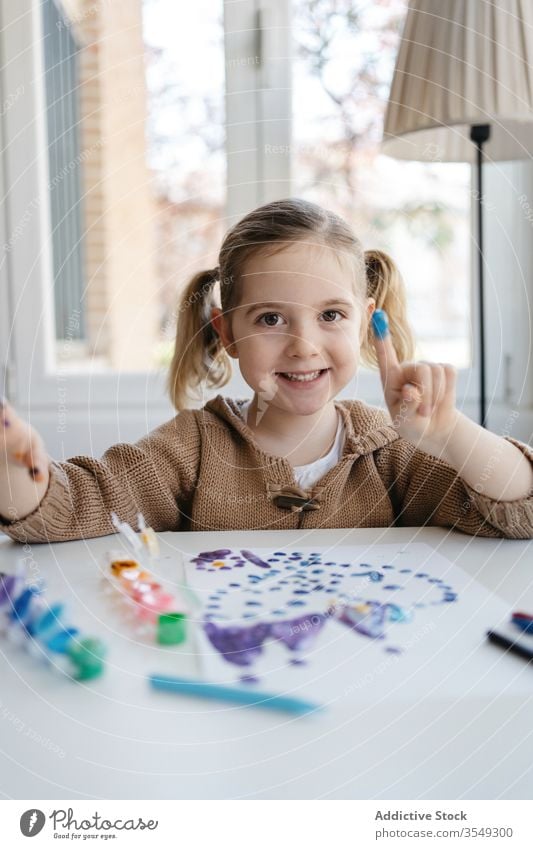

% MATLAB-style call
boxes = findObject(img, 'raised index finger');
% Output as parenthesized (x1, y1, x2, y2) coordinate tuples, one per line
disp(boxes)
(371, 309, 402, 389)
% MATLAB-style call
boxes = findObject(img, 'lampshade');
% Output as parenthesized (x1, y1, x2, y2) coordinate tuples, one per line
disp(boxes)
(382, 0, 533, 162)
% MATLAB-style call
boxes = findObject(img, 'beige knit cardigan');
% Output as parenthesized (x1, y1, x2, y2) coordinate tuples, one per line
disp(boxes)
(1, 396, 533, 543)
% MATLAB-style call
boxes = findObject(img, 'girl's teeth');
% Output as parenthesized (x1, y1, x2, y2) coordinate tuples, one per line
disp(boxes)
(281, 370, 323, 382)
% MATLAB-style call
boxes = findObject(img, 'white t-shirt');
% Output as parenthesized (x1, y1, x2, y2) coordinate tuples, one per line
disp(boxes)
(239, 400, 345, 489)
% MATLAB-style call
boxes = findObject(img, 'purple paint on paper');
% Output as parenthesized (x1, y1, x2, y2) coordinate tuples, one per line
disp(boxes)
(200, 549, 232, 559)
(192, 549, 233, 568)
(203, 612, 326, 667)
(192, 548, 460, 669)
(240, 550, 271, 569)
(335, 601, 411, 639)
(204, 621, 271, 667)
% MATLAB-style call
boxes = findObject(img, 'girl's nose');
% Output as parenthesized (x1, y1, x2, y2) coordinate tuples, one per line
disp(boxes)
(285, 330, 321, 359)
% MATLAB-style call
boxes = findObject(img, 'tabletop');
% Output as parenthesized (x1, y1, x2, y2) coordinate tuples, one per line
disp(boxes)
(0, 525, 532, 800)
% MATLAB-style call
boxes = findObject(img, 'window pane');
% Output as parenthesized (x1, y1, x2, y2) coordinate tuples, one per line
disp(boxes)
(291, 0, 471, 368)
(44, 0, 225, 372)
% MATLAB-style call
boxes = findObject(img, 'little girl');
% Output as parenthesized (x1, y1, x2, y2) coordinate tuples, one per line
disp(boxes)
(1, 198, 532, 542)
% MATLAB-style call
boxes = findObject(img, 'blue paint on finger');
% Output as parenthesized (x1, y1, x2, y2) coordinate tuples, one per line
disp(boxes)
(372, 309, 389, 339)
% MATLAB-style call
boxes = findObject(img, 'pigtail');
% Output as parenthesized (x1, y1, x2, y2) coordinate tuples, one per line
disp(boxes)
(361, 249, 415, 368)
(167, 268, 233, 411)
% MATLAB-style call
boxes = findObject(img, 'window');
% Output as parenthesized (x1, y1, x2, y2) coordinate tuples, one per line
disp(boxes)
(3, 0, 496, 444)
(42, 0, 226, 374)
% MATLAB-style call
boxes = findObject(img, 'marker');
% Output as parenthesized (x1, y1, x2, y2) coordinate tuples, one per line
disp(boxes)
(149, 674, 323, 715)
(511, 613, 533, 634)
(371, 309, 389, 339)
(486, 629, 533, 662)
(512, 611, 533, 620)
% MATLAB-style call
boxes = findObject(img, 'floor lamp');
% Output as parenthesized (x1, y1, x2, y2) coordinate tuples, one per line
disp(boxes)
(381, 0, 533, 428)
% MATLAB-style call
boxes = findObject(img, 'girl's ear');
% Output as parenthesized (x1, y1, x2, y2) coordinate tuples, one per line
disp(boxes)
(210, 308, 238, 358)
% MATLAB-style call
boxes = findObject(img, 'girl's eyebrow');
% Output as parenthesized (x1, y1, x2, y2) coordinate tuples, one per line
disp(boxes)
(243, 298, 355, 316)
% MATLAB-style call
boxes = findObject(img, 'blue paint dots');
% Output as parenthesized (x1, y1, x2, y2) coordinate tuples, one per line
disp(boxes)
(383, 585, 402, 591)
(385, 646, 403, 654)
(287, 600, 305, 607)
(399, 568, 411, 574)
(245, 601, 262, 607)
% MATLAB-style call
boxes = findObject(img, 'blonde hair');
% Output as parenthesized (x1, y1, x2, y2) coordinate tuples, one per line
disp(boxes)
(168, 198, 415, 410)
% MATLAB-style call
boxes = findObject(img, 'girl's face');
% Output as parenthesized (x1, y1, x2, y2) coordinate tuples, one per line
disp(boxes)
(210, 241, 375, 417)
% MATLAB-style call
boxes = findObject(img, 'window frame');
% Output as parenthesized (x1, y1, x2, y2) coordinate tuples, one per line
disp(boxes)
(1, 0, 491, 426)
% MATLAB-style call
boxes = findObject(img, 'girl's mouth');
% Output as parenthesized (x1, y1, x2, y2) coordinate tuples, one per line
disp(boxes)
(275, 368, 330, 387)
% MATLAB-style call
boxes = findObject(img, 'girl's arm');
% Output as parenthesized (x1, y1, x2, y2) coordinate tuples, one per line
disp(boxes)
(0, 398, 201, 543)
(422, 410, 533, 502)
(372, 311, 533, 504)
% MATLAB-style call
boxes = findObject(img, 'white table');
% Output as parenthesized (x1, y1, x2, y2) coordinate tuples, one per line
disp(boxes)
(0, 526, 532, 800)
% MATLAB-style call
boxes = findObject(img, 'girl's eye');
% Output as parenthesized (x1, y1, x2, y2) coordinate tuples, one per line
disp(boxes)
(255, 310, 345, 326)
(321, 310, 344, 322)
(256, 313, 282, 326)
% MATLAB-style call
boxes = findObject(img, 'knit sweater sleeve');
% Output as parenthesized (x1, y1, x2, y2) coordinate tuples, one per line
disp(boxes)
(379, 436, 533, 539)
(0, 410, 201, 544)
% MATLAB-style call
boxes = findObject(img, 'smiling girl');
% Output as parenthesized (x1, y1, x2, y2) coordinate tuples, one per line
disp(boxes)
(1, 198, 532, 541)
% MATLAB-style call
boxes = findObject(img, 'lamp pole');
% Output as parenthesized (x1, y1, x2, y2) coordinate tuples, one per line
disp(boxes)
(470, 123, 491, 429)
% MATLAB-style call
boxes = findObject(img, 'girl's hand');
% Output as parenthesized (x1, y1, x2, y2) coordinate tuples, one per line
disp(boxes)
(0, 397, 49, 482)
(371, 310, 459, 453)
